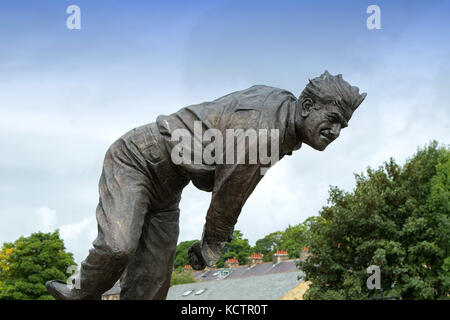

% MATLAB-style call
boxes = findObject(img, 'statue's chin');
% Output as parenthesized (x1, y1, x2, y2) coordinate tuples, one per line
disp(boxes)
(315, 145, 327, 151)
(306, 141, 328, 151)
(314, 134, 336, 151)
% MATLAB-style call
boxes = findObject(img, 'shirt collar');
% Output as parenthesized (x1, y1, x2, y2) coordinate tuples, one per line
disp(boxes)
(282, 100, 302, 155)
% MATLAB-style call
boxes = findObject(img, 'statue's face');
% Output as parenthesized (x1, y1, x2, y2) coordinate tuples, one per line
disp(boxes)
(300, 100, 349, 151)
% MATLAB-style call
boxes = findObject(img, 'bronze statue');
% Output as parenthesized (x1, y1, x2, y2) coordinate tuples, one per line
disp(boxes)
(46, 71, 366, 300)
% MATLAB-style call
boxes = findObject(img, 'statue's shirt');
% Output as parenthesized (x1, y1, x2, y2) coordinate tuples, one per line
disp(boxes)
(156, 85, 302, 241)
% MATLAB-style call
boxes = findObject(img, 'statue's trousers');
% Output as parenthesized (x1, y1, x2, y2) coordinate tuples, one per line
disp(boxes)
(79, 123, 189, 299)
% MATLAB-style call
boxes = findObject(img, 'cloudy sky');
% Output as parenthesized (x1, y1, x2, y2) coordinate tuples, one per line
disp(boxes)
(0, 0, 449, 264)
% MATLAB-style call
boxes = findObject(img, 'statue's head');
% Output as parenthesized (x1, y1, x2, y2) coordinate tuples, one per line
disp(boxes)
(297, 70, 367, 151)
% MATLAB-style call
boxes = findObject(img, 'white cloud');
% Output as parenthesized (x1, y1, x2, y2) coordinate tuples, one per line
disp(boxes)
(59, 217, 97, 242)
(59, 217, 97, 264)
(36, 206, 57, 233)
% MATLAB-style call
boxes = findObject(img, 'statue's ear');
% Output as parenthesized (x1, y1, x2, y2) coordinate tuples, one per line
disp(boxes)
(301, 98, 313, 117)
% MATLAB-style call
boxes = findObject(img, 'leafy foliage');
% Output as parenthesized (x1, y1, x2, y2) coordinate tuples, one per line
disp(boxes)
(173, 224, 311, 268)
(173, 240, 198, 271)
(170, 270, 196, 286)
(0, 231, 76, 300)
(252, 224, 309, 261)
(216, 230, 251, 267)
(251, 231, 283, 262)
(299, 141, 450, 300)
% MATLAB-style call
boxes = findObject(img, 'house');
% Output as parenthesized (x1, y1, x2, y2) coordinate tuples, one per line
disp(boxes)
(167, 270, 302, 300)
(102, 251, 309, 300)
(102, 282, 121, 300)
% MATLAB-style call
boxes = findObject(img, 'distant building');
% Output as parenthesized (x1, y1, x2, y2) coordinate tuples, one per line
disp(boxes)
(102, 251, 309, 300)
(182, 264, 193, 272)
(247, 253, 263, 266)
(224, 257, 239, 268)
(169, 257, 304, 300)
(102, 282, 120, 300)
(272, 250, 289, 264)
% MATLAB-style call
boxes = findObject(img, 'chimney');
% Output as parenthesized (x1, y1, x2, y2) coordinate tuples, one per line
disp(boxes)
(272, 250, 289, 264)
(183, 264, 193, 273)
(247, 253, 263, 266)
(299, 247, 311, 262)
(224, 257, 239, 268)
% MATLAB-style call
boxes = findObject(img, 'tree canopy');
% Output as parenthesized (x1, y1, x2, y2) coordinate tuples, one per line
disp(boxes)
(173, 240, 198, 271)
(251, 223, 310, 262)
(216, 230, 251, 267)
(299, 141, 450, 299)
(0, 231, 76, 300)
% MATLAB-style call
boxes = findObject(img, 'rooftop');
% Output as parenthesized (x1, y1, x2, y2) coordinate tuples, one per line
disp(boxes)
(102, 259, 304, 299)
(167, 271, 303, 300)
(193, 259, 299, 282)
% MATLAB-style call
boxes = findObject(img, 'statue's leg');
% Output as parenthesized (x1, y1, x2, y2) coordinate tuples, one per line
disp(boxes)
(119, 195, 181, 300)
(76, 136, 153, 299)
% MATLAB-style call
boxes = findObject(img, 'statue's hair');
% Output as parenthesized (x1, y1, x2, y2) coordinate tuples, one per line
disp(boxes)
(299, 70, 367, 119)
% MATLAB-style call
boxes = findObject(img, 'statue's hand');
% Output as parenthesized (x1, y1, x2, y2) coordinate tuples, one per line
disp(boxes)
(227, 230, 233, 242)
(201, 240, 226, 267)
(188, 241, 206, 271)
(188, 227, 232, 270)
(188, 237, 228, 270)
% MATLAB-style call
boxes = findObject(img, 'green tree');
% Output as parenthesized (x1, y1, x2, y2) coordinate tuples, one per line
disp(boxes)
(252, 231, 283, 262)
(280, 224, 308, 258)
(216, 230, 251, 267)
(0, 243, 14, 292)
(252, 223, 310, 261)
(173, 240, 198, 271)
(0, 230, 76, 300)
(300, 141, 450, 300)
(429, 146, 450, 294)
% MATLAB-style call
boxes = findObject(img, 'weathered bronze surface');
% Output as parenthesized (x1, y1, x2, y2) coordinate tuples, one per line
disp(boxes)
(46, 71, 366, 300)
